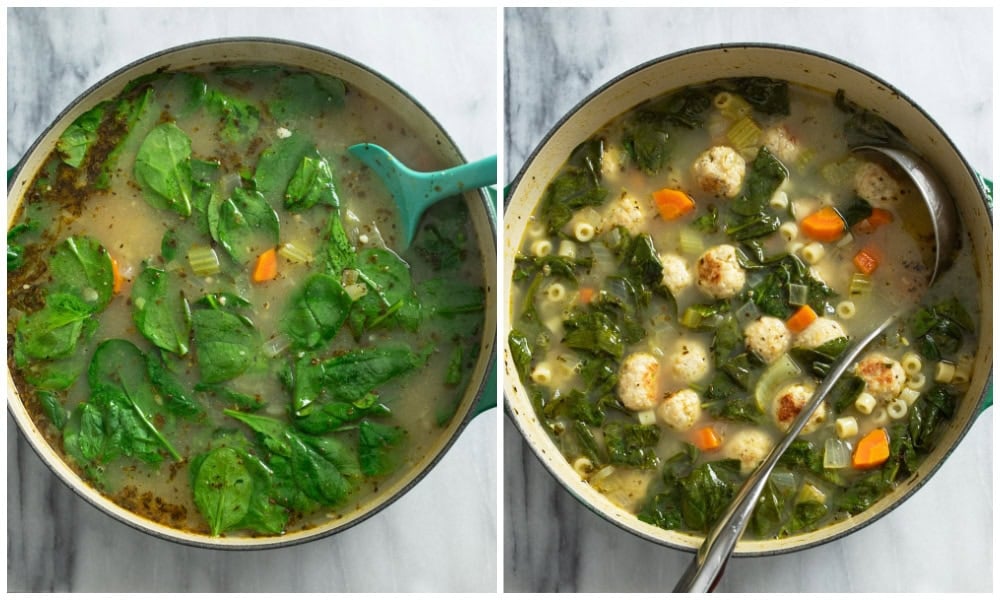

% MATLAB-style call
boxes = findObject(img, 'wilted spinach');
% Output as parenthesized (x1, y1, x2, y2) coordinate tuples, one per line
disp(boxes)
(280, 273, 353, 349)
(134, 122, 194, 216)
(131, 265, 192, 356)
(215, 187, 280, 264)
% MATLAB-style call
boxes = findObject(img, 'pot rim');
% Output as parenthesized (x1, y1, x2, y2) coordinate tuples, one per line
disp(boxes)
(503, 41, 992, 557)
(8, 36, 498, 550)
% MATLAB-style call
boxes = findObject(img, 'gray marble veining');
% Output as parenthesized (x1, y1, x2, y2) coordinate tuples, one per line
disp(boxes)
(7, 7, 498, 593)
(504, 7, 992, 593)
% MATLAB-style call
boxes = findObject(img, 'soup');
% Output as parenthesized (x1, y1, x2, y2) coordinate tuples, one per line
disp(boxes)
(508, 78, 978, 539)
(8, 64, 486, 537)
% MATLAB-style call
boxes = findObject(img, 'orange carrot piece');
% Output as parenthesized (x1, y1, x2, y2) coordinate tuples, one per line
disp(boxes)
(853, 247, 880, 275)
(252, 247, 279, 283)
(852, 427, 890, 469)
(785, 304, 817, 334)
(111, 256, 124, 294)
(692, 426, 722, 451)
(652, 188, 696, 221)
(800, 206, 846, 242)
(578, 287, 596, 304)
(855, 208, 894, 234)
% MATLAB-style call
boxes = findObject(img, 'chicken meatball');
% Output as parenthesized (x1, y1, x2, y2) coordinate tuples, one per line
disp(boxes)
(691, 145, 746, 198)
(855, 352, 907, 401)
(854, 160, 913, 208)
(696, 244, 746, 299)
(761, 124, 802, 164)
(794, 317, 846, 349)
(617, 352, 661, 411)
(772, 382, 827, 434)
(725, 430, 774, 474)
(600, 191, 648, 235)
(657, 389, 702, 431)
(668, 339, 710, 384)
(660, 252, 693, 296)
(744, 316, 792, 364)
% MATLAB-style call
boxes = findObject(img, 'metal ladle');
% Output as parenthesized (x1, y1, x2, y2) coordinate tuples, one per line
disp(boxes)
(673, 146, 959, 593)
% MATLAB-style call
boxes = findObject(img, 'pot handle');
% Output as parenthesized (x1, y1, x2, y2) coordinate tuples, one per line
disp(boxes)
(473, 185, 499, 417)
(976, 174, 992, 415)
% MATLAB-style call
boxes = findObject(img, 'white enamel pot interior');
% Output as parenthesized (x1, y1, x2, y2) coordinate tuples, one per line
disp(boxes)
(7, 38, 497, 549)
(503, 43, 992, 556)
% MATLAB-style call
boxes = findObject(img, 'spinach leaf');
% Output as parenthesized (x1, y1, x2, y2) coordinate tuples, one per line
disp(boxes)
(358, 420, 406, 476)
(131, 265, 192, 355)
(285, 152, 339, 211)
(14, 293, 93, 360)
(57, 102, 107, 168)
(910, 297, 974, 360)
(224, 410, 362, 508)
(349, 248, 418, 334)
(96, 87, 157, 190)
(508, 329, 533, 380)
(205, 88, 260, 144)
(195, 382, 265, 411)
(692, 205, 720, 233)
(88, 339, 182, 461)
(726, 213, 781, 241)
(146, 353, 203, 417)
(746, 254, 835, 319)
(413, 197, 471, 271)
(539, 169, 607, 234)
(190, 159, 221, 235)
(604, 422, 660, 469)
(280, 273, 352, 349)
(191, 306, 261, 384)
(649, 87, 715, 129)
(513, 254, 594, 283)
(215, 187, 280, 264)
(840, 196, 873, 228)
(828, 374, 866, 413)
(790, 336, 850, 377)
(622, 113, 673, 175)
(47, 236, 115, 311)
(733, 78, 790, 115)
(191, 446, 254, 536)
(679, 459, 743, 532)
(785, 499, 828, 534)
(324, 209, 357, 274)
(254, 131, 315, 205)
(134, 122, 194, 216)
(731, 146, 788, 217)
(834, 89, 912, 150)
(268, 72, 346, 122)
(562, 310, 625, 359)
(7, 221, 37, 273)
(416, 277, 486, 318)
(637, 445, 699, 530)
(750, 477, 791, 538)
(37, 390, 69, 430)
(292, 393, 390, 436)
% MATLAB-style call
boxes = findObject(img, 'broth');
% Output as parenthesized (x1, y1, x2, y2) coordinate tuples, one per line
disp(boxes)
(8, 64, 485, 537)
(509, 79, 978, 538)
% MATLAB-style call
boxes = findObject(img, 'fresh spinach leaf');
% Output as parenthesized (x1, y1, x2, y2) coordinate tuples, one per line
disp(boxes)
(416, 277, 486, 318)
(268, 72, 346, 122)
(622, 113, 673, 175)
(731, 146, 788, 217)
(191, 306, 261, 384)
(285, 152, 339, 211)
(146, 353, 203, 417)
(349, 248, 417, 334)
(47, 236, 115, 311)
(57, 102, 108, 168)
(508, 329, 533, 380)
(280, 273, 352, 349)
(205, 88, 260, 144)
(37, 390, 69, 430)
(191, 446, 254, 536)
(195, 382, 265, 411)
(539, 167, 607, 233)
(604, 422, 660, 469)
(134, 122, 194, 216)
(215, 187, 280, 264)
(733, 78, 790, 115)
(254, 131, 314, 205)
(14, 293, 93, 361)
(131, 265, 192, 355)
(358, 420, 406, 476)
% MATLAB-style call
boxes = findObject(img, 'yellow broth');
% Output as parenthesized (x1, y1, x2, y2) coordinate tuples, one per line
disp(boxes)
(509, 79, 979, 537)
(8, 65, 485, 536)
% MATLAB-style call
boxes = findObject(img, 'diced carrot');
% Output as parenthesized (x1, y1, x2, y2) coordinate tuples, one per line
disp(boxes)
(853, 247, 880, 275)
(578, 287, 596, 304)
(785, 304, 817, 334)
(111, 256, 124, 294)
(800, 206, 846, 242)
(692, 426, 722, 451)
(855, 208, 894, 234)
(852, 427, 890, 469)
(652, 188, 696, 221)
(252, 247, 279, 283)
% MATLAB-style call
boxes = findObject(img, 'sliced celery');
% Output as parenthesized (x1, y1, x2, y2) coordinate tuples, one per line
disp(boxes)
(788, 283, 810, 306)
(188, 244, 221, 276)
(726, 115, 761, 150)
(848, 272, 872, 297)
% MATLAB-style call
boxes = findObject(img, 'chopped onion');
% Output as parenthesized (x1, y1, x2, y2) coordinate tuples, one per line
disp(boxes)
(823, 438, 852, 469)
(755, 353, 802, 412)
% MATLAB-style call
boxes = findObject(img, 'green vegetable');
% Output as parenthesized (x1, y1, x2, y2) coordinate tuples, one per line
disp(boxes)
(96, 87, 157, 190)
(280, 273, 352, 349)
(191, 446, 254, 536)
(835, 89, 912, 150)
(730, 146, 788, 217)
(191, 306, 262, 384)
(285, 152, 339, 211)
(358, 420, 406, 476)
(190, 159, 222, 235)
(47, 236, 115, 311)
(562, 311, 625, 359)
(195, 383, 265, 411)
(508, 330, 533, 379)
(37, 390, 69, 430)
(7, 222, 36, 273)
(215, 187, 280, 264)
(604, 422, 660, 469)
(134, 122, 194, 216)
(733, 78, 790, 115)
(638, 445, 699, 530)
(679, 459, 743, 532)
(205, 88, 261, 144)
(131, 265, 192, 355)
(254, 131, 315, 205)
(349, 248, 418, 335)
(324, 209, 356, 275)
(416, 277, 486, 318)
(622, 113, 673, 175)
(56, 102, 107, 168)
(910, 297, 974, 360)
(268, 72, 346, 122)
(14, 293, 93, 361)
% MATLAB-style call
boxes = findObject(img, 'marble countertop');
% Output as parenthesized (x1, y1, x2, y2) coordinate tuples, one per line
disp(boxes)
(7, 8, 497, 593)
(504, 7, 992, 593)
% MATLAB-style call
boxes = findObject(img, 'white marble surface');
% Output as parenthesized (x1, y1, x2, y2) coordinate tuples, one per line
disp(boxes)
(6, 7, 498, 593)
(504, 7, 992, 593)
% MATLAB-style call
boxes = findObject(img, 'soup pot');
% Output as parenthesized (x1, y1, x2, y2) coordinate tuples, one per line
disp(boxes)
(6, 38, 498, 549)
(502, 43, 992, 556)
